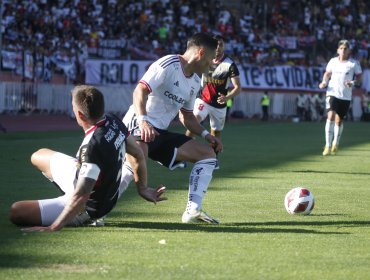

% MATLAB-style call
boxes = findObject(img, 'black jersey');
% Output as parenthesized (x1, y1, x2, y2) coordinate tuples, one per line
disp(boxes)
(76, 114, 129, 219)
(201, 56, 239, 109)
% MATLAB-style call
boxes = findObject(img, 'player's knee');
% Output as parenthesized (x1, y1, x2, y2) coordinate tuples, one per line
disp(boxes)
(31, 149, 44, 167)
(203, 145, 217, 158)
(31, 148, 53, 175)
(9, 202, 26, 225)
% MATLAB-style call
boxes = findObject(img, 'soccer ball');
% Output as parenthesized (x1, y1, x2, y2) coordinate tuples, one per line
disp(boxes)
(284, 187, 315, 215)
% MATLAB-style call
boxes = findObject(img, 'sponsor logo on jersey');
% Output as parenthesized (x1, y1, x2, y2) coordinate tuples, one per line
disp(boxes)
(111, 120, 118, 129)
(164, 91, 186, 104)
(114, 131, 126, 150)
(80, 147, 87, 163)
(203, 75, 226, 85)
(104, 128, 116, 142)
(190, 87, 195, 96)
(174, 81, 179, 87)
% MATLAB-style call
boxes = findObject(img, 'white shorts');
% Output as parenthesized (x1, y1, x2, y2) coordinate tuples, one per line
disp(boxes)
(38, 152, 85, 226)
(193, 98, 227, 131)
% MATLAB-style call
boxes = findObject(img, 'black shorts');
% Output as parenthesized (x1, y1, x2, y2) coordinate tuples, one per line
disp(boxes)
(326, 96, 350, 119)
(134, 128, 192, 169)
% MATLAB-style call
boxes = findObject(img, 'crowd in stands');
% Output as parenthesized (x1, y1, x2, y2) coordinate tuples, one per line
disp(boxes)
(1, 0, 370, 83)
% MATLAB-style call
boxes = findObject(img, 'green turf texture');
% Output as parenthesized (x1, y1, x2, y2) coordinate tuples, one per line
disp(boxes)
(1, 121, 370, 280)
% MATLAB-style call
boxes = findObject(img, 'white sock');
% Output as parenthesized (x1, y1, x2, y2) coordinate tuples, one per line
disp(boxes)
(118, 161, 134, 198)
(185, 158, 217, 214)
(332, 123, 343, 147)
(325, 120, 335, 147)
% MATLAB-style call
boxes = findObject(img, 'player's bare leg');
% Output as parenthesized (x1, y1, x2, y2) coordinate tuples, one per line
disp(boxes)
(210, 129, 221, 169)
(211, 129, 221, 138)
(31, 148, 57, 179)
(10, 200, 42, 226)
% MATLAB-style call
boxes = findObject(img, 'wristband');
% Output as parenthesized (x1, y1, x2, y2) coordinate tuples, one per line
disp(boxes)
(201, 130, 210, 139)
(136, 115, 149, 122)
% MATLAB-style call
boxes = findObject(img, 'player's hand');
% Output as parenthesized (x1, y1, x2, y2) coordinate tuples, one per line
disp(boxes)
(344, 80, 355, 88)
(21, 226, 56, 232)
(139, 120, 159, 142)
(319, 81, 327, 89)
(138, 185, 167, 204)
(205, 134, 223, 153)
(217, 93, 227, 104)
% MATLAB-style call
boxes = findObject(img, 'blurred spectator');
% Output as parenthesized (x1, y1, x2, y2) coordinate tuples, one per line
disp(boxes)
(311, 92, 326, 122)
(296, 93, 309, 121)
(361, 91, 370, 121)
(260, 91, 270, 121)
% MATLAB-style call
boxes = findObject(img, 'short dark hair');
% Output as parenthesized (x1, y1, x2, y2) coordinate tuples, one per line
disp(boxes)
(71, 85, 104, 121)
(214, 34, 225, 42)
(338, 39, 350, 48)
(186, 33, 218, 51)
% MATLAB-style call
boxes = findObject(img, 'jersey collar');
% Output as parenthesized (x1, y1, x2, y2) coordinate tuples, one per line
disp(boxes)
(213, 54, 225, 64)
(85, 116, 107, 135)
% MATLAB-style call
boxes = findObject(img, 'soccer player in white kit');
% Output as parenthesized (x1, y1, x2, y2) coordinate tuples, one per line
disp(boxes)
(122, 33, 223, 224)
(319, 39, 362, 156)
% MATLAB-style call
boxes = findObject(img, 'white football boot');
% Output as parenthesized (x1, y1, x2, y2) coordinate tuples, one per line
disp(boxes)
(182, 210, 220, 224)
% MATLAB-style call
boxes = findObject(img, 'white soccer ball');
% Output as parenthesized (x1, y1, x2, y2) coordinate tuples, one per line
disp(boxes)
(284, 187, 315, 215)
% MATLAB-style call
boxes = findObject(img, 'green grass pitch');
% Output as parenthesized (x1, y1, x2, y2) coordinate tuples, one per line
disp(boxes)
(1, 121, 370, 280)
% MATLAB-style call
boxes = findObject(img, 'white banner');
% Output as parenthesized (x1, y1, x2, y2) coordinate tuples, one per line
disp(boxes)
(85, 60, 327, 91)
(85, 59, 152, 86)
(239, 65, 325, 91)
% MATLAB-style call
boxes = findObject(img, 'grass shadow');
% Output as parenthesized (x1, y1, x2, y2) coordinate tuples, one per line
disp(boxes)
(289, 170, 370, 176)
(104, 220, 348, 235)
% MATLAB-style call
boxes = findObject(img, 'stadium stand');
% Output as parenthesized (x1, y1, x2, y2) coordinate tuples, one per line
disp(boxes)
(1, 0, 369, 83)
(0, 0, 369, 121)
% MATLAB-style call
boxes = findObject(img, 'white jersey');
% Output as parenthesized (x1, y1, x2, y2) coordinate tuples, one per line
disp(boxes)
(125, 55, 201, 130)
(326, 57, 362, 100)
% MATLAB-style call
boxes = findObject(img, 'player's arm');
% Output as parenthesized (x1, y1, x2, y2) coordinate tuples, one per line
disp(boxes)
(217, 76, 241, 104)
(319, 71, 332, 89)
(345, 73, 362, 88)
(133, 83, 159, 142)
(22, 176, 97, 232)
(125, 135, 166, 203)
(179, 110, 223, 153)
(354, 73, 363, 86)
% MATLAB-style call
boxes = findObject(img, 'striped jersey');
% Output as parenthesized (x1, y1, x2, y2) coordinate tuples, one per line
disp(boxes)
(125, 55, 201, 129)
(200, 55, 239, 108)
(76, 114, 129, 219)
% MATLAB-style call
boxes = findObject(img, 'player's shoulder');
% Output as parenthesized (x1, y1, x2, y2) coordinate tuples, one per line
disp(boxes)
(105, 114, 129, 135)
(193, 73, 201, 83)
(348, 57, 361, 65)
(223, 56, 236, 64)
(91, 115, 128, 144)
(329, 57, 339, 64)
(156, 54, 180, 69)
(221, 56, 239, 70)
(326, 57, 339, 69)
